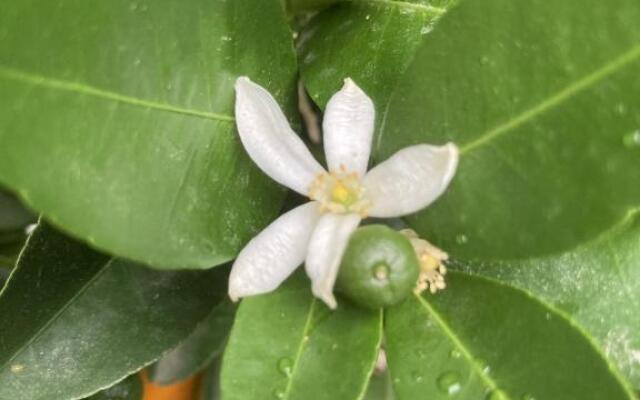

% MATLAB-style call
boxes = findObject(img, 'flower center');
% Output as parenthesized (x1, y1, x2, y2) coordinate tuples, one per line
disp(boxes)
(308, 167, 371, 216)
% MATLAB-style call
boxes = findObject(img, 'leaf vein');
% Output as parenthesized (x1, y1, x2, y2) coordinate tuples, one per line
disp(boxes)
(0, 257, 114, 372)
(413, 293, 512, 399)
(460, 44, 640, 154)
(0, 65, 235, 123)
(283, 298, 317, 399)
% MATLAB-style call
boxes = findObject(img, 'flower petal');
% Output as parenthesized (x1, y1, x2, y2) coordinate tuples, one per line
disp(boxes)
(363, 143, 459, 218)
(235, 77, 325, 195)
(323, 78, 375, 177)
(228, 202, 321, 301)
(305, 212, 361, 309)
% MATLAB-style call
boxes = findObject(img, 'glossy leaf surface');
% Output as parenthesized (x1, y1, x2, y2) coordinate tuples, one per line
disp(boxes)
(148, 300, 236, 385)
(385, 272, 635, 400)
(0, 223, 228, 400)
(363, 369, 396, 400)
(84, 374, 143, 400)
(300, 0, 640, 261)
(456, 212, 640, 389)
(221, 273, 383, 400)
(0, 0, 297, 268)
(0, 191, 34, 231)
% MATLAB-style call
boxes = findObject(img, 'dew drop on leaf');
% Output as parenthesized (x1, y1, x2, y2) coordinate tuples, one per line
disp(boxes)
(436, 371, 462, 395)
(455, 234, 468, 245)
(449, 349, 461, 359)
(476, 358, 490, 375)
(272, 387, 285, 399)
(411, 370, 423, 383)
(615, 103, 627, 115)
(521, 393, 536, 400)
(622, 130, 640, 149)
(277, 357, 293, 378)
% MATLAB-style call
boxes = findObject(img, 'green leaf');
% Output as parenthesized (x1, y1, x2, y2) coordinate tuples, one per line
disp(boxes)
(298, 0, 450, 111)
(363, 369, 396, 400)
(286, 0, 339, 13)
(0, 0, 297, 269)
(84, 374, 143, 400)
(0, 190, 34, 232)
(221, 273, 383, 400)
(148, 300, 236, 385)
(0, 223, 229, 400)
(0, 191, 33, 267)
(300, 0, 640, 260)
(455, 212, 640, 389)
(385, 272, 636, 400)
(0, 267, 8, 289)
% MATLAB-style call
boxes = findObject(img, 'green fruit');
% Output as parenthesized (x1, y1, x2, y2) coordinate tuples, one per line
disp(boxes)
(337, 225, 419, 310)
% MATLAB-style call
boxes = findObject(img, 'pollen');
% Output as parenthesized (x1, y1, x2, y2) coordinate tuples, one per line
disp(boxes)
(308, 166, 371, 216)
(400, 229, 449, 295)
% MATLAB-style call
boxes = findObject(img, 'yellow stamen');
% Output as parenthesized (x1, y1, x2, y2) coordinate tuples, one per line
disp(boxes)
(308, 169, 371, 215)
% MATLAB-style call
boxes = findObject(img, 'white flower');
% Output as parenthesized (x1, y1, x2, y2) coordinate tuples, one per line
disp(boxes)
(229, 77, 458, 309)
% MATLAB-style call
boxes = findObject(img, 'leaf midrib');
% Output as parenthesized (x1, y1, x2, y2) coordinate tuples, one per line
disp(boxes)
(0, 65, 235, 123)
(459, 43, 640, 154)
(417, 272, 638, 399)
(413, 293, 510, 399)
(282, 298, 317, 399)
(0, 258, 114, 372)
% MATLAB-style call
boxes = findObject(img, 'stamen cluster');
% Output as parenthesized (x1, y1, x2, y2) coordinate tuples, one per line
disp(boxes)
(308, 166, 371, 216)
(401, 229, 449, 294)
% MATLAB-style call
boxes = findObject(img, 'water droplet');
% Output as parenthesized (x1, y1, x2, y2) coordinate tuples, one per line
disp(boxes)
(623, 130, 640, 148)
(10, 364, 24, 373)
(521, 393, 536, 400)
(420, 25, 434, 35)
(485, 389, 507, 400)
(418, 349, 427, 359)
(373, 263, 390, 281)
(455, 234, 468, 245)
(615, 103, 627, 115)
(365, 14, 371, 20)
(129, 2, 138, 11)
(411, 370, 423, 383)
(272, 387, 285, 399)
(476, 359, 490, 375)
(545, 312, 551, 321)
(449, 349, 461, 359)
(436, 371, 462, 395)
(133, 58, 141, 66)
(479, 56, 490, 65)
(277, 357, 293, 377)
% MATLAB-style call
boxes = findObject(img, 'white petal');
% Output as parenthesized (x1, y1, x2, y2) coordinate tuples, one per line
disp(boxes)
(235, 77, 325, 195)
(305, 213, 361, 309)
(363, 143, 459, 218)
(323, 78, 375, 177)
(228, 202, 321, 301)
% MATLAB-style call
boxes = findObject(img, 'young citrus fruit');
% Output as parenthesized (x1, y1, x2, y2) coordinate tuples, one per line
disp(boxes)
(337, 225, 419, 309)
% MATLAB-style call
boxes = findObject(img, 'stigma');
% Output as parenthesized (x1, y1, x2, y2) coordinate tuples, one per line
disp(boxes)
(309, 165, 371, 216)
